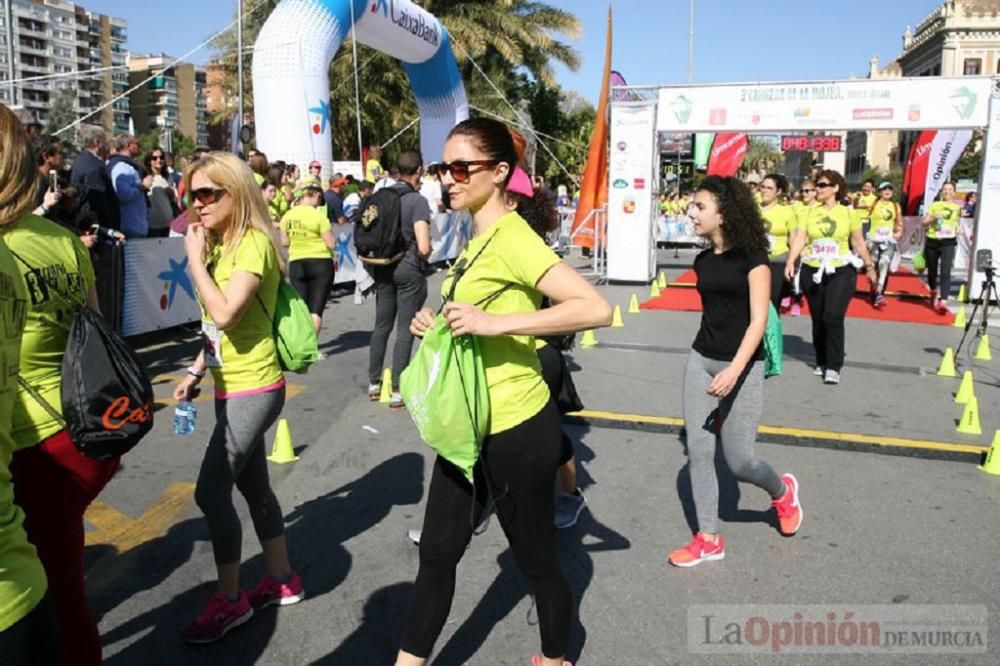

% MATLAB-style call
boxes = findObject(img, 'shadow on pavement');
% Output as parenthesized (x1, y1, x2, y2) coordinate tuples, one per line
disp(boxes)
(320, 329, 372, 357)
(99, 452, 424, 665)
(311, 582, 415, 665)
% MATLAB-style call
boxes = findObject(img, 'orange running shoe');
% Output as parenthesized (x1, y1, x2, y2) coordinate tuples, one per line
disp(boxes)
(772, 473, 803, 536)
(667, 532, 725, 567)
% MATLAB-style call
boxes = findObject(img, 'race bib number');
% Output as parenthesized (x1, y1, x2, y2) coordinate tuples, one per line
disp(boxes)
(767, 234, 776, 253)
(202, 321, 223, 368)
(872, 227, 893, 241)
(810, 239, 839, 258)
(936, 224, 956, 239)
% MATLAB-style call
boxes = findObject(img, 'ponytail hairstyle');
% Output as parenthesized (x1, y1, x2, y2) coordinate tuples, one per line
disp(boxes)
(510, 190, 558, 239)
(694, 175, 769, 255)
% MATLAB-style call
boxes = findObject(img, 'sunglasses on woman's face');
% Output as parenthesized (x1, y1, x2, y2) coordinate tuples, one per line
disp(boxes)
(801, 188, 815, 194)
(816, 182, 834, 189)
(151, 154, 164, 161)
(191, 187, 227, 204)
(438, 160, 499, 184)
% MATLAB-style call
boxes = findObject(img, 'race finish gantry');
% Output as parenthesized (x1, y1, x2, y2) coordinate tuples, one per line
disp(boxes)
(606, 75, 1000, 297)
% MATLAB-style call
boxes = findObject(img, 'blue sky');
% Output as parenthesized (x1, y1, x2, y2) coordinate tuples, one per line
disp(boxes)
(84, 0, 944, 102)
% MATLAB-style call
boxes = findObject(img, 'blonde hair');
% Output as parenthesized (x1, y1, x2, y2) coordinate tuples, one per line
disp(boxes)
(0, 104, 40, 228)
(184, 152, 286, 275)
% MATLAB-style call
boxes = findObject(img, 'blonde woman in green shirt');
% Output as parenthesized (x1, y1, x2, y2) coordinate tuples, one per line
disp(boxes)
(922, 182, 962, 314)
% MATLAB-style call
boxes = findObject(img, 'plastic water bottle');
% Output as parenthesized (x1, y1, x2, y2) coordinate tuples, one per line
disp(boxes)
(173, 400, 197, 436)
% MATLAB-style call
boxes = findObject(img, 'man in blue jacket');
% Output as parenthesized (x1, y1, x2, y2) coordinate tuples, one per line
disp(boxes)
(107, 134, 151, 238)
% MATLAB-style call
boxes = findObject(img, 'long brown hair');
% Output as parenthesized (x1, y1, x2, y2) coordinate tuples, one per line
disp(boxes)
(0, 104, 39, 228)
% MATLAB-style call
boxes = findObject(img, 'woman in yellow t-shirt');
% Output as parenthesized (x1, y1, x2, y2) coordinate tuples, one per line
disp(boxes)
(785, 170, 877, 385)
(172, 153, 302, 645)
(397, 119, 612, 666)
(759, 173, 798, 309)
(866, 182, 903, 308)
(0, 103, 54, 662)
(852, 179, 878, 235)
(922, 181, 962, 314)
(279, 177, 333, 334)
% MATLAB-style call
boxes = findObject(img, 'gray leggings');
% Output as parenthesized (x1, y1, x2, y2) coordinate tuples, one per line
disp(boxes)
(682, 351, 784, 534)
(368, 262, 428, 388)
(195, 386, 286, 564)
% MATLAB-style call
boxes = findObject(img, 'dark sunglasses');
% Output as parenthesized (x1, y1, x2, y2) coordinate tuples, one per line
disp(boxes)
(800, 188, 816, 193)
(191, 187, 227, 204)
(439, 160, 499, 184)
(150, 154, 164, 160)
(816, 182, 834, 189)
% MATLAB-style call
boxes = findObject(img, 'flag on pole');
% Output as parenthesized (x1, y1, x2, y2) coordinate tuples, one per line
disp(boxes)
(922, 130, 973, 211)
(571, 6, 613, 249)
(902, 130, 936, 215)
(706, 132, 749, 177)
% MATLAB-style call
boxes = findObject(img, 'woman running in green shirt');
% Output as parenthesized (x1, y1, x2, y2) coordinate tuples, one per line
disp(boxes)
(922, 182, 962, 314)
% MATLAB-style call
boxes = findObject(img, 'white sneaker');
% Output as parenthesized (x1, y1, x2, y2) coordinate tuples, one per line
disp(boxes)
(813, 365, 825, 377)
(407, 529, 421, 545)
(824, 369, 840, 385)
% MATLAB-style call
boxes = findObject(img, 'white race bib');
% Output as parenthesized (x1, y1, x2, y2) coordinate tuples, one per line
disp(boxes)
(872, 227, 893, 241)
(936, 224, 957, 239)
(202, 321, 223, 368)
(810, 239, 839, 258)
(767, 234, 776, 253)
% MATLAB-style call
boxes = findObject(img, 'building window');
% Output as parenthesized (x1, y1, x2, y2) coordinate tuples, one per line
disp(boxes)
(964, 58, 981, 75)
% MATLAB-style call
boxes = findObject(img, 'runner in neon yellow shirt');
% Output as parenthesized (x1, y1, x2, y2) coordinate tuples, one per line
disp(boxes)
(866, 182, 903, 308)
(279, 178, 334, 333)
(922, 181, 963, 313)
(787, 179, 820, 316)
(852, 179, 877, 234)
(759, 173, 798, 308)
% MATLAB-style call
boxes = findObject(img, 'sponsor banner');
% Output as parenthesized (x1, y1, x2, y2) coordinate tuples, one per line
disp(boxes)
(656, 77, 991, 132)
(902, 130, 936, 215)
(658, 215, 700, 245)
(707, 132, 748, 177)
(120, 238, 200, 336)
(428, 211, 472, 263)
(970, 91, 1000, 286)
(332, 222, 362, 285)
(693, 132, 714, 169)
(607, 103, 658, 281)
(922, 130, 973, 211)
(332, 161, 364, 181)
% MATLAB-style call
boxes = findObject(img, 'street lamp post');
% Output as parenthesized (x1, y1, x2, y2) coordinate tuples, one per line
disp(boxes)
(236, 0, 244, 151)
(688, 0, 695, 83)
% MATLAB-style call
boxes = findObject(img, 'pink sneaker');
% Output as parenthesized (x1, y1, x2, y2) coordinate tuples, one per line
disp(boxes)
(772, 473, 803, 536)
(247, 572, 305, 609)
(182, 592, 254, 644)
(790, 302, 802, 317)
(531, 656, 573, 666)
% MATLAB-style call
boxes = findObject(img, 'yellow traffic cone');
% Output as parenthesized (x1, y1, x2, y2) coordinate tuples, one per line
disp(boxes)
(955, 370, 975, 404)
(379, 368, 392, 403)
(952, 305, 966, 328)
(979, 431, 1000, 475)
(611, 305, 624, 327)
(937, 347, 957, 377)
(628, 294, 640, 314)
(650, 283, 661, 298)
(957, 283, 967, 302)
(975, 334, 992, 361)
(658, 271, 668, 289)
(580, 329, 598, 348)
(267, 419, 299, 463)
(956, 396, 982, 435)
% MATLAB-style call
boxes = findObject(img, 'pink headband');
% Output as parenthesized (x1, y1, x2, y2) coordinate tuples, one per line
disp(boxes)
(507, 166, 534, 198)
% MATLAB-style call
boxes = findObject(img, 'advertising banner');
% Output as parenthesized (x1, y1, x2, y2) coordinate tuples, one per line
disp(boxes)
(922, 130, 973, 211)
(607, 103, 657, 281)
(970, 89, 1000, 287)
(706, 132, 748, 177)
(902, 130, 935, 215)
(120, 238, 200, 337)
(657, 77, 992, 132)
(428, 211, 472, 264)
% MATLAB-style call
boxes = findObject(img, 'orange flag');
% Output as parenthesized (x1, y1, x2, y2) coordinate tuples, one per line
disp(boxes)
(571, 6, 612, 248)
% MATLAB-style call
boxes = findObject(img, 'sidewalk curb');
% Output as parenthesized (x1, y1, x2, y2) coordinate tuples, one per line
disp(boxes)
(564, 409, 990, 464)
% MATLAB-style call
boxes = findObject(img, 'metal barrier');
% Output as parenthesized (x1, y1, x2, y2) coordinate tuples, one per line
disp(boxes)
(569, 206, 608, 283)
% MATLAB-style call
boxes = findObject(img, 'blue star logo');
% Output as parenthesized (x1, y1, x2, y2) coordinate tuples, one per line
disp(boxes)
(336, 234, 356, 269)
(308, 99, 330, 134)
(157, 256, 195, 308)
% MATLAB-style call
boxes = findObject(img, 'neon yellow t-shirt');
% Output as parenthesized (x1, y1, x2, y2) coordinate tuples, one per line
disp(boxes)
(0, 240, 47, 633)
(5, 215, 95, 450)
(761, 204, 797, 258)
(801, 204, 862, 269)
(853, 193, 877, 220)
(441, 212, 561, 435)
(365, 159, 382, 183)
(280, 205, 332, 262)
(793, 201, 819, 227)
(869, 199, 899, 241)
(925, 201, 961, 241)
(753, 191, 763, 205)
(202, 229, 284, 397)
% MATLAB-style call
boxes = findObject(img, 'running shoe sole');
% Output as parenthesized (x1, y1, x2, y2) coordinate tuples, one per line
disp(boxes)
(184, 608, 254, 644)
(256, 591, 305, 609)
(779, 473, 803, 536)
(669, 550, 725, 568)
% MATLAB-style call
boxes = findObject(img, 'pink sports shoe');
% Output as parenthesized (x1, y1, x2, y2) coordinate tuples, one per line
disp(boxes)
(531, 656, 573, 666)
(182, 592, 254, 644)
(247, 572, 305, 609)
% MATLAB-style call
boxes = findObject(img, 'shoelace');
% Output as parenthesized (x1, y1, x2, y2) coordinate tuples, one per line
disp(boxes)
(773, 493, 796, 517)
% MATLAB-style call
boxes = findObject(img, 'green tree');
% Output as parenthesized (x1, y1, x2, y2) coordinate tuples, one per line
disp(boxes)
(136, 130, 196, 160)
(740, 137, 782, 176)
(44, 84, 80, 152)
(950, 130, 983, 182)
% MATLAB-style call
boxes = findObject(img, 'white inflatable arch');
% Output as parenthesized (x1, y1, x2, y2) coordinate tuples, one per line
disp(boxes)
(252, 0, 469, 178)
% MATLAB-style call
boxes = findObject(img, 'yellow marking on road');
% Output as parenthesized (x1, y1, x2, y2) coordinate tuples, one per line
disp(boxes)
(152, 378, 305, 408)
(85, 482, 194, 553)
(570, 409, 989, 455)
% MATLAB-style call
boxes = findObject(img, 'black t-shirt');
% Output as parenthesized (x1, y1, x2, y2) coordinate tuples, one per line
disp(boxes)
(692, 248, 768, 362)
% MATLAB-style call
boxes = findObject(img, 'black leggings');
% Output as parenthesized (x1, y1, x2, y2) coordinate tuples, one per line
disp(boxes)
(400, 400, 571, 659)
(924, 239, 957, 299)
(770, 255, 789, 309)
(800, 264, 855, 372)
(536, 342, 576, 466)
(288, 257, 333, 316)
(0, 595, 57, 666)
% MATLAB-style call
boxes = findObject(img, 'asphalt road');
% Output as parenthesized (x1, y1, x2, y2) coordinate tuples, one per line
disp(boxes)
(89, 250, 1000, 665)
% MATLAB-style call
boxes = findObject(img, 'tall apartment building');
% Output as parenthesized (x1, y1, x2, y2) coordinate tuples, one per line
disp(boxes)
(128, 53, 209, 149)
(0, 0, 129, 132)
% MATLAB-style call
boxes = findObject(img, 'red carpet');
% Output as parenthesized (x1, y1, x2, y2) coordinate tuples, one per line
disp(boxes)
(642, 286, 955, 326)
(671, 267, 932, 298)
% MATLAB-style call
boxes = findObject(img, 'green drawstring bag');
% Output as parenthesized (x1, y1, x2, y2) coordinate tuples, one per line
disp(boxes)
(911, 250, 927, 273)
(763, 303, 783, 378)
(257, 280, 319, 374)
(400, 316, 490, 482)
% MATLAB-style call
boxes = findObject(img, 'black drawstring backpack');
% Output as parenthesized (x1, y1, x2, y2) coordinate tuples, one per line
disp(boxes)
(11, 248, 154, 459)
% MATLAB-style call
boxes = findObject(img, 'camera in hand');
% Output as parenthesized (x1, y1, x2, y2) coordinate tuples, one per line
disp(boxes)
(90, 224, 123, 245)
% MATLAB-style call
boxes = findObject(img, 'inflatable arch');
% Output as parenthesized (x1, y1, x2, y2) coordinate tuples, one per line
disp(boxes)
(252, 0, 469, 178)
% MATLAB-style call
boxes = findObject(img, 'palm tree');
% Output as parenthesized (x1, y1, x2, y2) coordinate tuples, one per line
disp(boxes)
(740, 137, 783, 177)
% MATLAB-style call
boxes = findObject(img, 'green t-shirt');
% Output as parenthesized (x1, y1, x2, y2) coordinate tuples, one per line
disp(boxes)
(202, 229, 284, 397)
(801, 204, 862, 269)
(280, 205, 332, 262)
(441, 212, 561, 435)
(761, 204, 797, 258)
(853, 192, 877, 221)
(925, 201, 961, 241)
(869, 199, 899, 241)
(5, 215, 95, 450)
(0, 240, 46, 633)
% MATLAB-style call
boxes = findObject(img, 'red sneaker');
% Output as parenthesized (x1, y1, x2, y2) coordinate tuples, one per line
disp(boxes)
(772, 473, 803, 536)
(182, 592, 254, 644)
(530, 656, 573, 666)
(934, 298, 949, 314)
(667, 532, 725, 567)
(247, 572, 305, 609)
